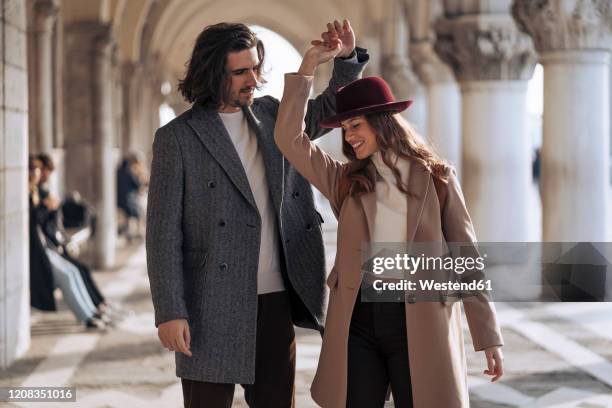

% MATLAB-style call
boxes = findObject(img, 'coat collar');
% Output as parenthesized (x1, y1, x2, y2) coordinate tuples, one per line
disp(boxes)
(186, 102, 284, 213)
(187, 103, 257, 209)
(358, 158, 431, 243)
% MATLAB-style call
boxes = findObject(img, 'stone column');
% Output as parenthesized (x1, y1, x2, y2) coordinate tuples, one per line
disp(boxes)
(111, 45, 123, 153)
(513, 0, 611, 242)
(143, 59, 164, 162)
(381, 0, 427, 134)
(407, 0, 462, 173)
(28, 0, 58, 154)
(435, 1, 537, 241)
(64, 23, 116, 268)
(1, 0, 31, 369)
(49, 7, 65, 198)
(411, 41, 462, 173)
(166, 91, 191, 117)
(120, 62, 138, 154)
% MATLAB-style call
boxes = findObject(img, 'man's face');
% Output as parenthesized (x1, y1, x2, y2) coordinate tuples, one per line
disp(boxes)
(221, 47, 260, 112)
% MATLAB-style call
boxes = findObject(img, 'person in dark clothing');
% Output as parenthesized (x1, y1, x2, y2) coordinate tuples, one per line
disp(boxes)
(29, 156, 107, 329)
(117, 153, 145, 241)
(36, 153, 113, 317)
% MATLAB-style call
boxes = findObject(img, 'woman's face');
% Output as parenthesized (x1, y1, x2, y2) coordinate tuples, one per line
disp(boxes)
(29, 168, 41, 185)
(341, 115, 379, 160)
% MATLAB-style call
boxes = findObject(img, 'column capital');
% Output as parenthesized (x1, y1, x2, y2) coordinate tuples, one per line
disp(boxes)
(32, 0, 59, 33)
(65, 22, 114, 55)
(512, 0, 612, 53)
(381, 54, 423, 97)
(434, 13, 537, 81)
(410, 40, 456, 85)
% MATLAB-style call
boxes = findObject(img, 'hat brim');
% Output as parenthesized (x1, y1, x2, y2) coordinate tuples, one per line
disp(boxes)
(319, 100, 413, 128)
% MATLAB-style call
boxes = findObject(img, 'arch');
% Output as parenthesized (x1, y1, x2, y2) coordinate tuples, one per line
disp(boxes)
(62, 0, 109, 23)
(113, 0, 153, 61)
(145, 0, 356, 78)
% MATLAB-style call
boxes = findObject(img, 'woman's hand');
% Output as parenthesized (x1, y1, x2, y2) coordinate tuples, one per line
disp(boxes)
(297, 39, 342, 76)
(312, 19, 355, 58)
(484, 346, 504, 382)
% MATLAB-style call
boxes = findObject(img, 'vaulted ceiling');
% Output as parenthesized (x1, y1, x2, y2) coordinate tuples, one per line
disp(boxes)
(59, 0, 433, 79)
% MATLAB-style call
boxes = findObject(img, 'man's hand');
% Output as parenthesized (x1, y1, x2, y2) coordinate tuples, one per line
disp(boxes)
(158, 318, 192, 357)
(298, 39, 342, 76)
(483, 346, 504, 382)
(312, 19, 355, 58)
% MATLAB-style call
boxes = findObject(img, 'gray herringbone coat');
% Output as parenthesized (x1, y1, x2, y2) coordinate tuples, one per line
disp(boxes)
(146, 52, 368, 384)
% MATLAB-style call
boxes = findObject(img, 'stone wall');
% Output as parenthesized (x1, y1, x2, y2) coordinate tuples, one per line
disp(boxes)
(0, 0, 31, 369)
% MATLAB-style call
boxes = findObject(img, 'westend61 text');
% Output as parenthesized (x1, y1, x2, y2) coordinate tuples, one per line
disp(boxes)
(372, 279, 493, 292)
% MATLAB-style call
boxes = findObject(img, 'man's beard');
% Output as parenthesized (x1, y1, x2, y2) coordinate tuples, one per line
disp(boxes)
(227, 87, 255, 108)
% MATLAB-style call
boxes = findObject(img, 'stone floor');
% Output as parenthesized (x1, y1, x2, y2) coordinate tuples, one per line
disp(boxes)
(1, 187, 612, 407)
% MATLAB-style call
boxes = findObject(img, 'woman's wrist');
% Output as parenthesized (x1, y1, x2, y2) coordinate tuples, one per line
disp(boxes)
(297, 56, 317, 76)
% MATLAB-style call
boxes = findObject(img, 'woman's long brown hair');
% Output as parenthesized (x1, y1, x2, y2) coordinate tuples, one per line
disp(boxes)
(342, 111, 450, 196)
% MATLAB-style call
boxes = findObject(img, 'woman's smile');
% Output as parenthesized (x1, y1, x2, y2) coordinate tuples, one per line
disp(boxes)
(350, 140, 365, 151)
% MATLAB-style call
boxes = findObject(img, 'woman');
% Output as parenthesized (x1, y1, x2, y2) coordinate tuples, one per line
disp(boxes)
(274, 37, 504, 408)
(29, 156, 107, 330)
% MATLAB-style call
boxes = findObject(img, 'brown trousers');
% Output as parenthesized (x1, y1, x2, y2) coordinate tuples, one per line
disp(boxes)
(182, 291, 296, 408)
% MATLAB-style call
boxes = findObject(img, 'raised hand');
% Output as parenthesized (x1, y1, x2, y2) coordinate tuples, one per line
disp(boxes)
(298, 38, 343, 76)
(312, 19, 355, 58)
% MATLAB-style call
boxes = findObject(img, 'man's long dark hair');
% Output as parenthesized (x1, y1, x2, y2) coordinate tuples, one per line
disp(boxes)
(178, 23, 266, 107)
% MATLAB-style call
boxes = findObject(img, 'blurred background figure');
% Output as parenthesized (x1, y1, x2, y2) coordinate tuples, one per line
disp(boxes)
(117, 152, 148, 243)
(29, 155, 111, 330)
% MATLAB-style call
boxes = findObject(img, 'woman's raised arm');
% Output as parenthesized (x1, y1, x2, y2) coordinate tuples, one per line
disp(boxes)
(274, 71, 346, 208)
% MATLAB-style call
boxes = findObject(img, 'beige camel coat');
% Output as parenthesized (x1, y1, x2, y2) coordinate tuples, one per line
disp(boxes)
(275, 74, 503, 408)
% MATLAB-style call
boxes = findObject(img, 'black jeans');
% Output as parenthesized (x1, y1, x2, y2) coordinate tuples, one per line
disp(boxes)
(346, 296, 413, 408)
(182, 291, 296, 408)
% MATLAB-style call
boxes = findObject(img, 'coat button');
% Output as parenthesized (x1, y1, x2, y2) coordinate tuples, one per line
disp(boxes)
(208, 181, 216, 188)
(219, 219, 226, 227)
(305, 223, 313, 232)
(292, 191, 300, 199)
(220, 263, 228, 271)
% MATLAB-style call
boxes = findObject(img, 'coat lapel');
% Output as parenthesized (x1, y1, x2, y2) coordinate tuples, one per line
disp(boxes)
(187, 104, 257, 210)
(243, 106, 284, 213)
(405, 160, 431, 242)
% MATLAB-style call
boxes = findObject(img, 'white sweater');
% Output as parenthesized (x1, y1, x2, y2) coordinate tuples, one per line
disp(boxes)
(219, 110, 285, 294)
(370, 151, 410, 243)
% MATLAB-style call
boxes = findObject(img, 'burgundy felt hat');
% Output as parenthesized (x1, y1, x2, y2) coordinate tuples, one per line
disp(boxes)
(320, 76, 412, 128)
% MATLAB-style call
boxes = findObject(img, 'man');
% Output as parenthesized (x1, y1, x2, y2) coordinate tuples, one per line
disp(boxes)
(117, 152, 145, 241)
(146, 20, 368, 407)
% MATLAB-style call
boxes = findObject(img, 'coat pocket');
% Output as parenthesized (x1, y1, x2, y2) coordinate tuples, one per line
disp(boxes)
(183, 249, 208, 271)
(182, 250, 208, 323)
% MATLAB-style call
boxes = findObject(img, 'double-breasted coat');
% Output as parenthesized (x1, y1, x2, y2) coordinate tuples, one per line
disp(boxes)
(145, 51, 368, 384)
(275, 74, 504, 408)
